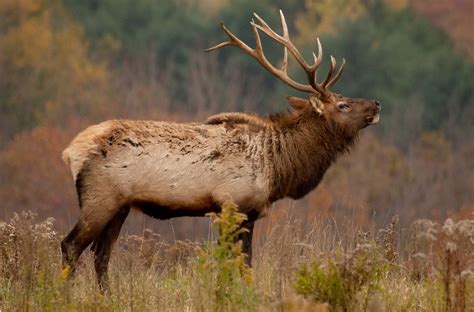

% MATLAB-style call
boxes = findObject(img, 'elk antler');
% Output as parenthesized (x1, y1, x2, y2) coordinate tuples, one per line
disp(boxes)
(205, 10, 345, 98)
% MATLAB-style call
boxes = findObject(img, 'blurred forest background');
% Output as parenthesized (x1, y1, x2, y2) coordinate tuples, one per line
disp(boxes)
(0, 0, 473, 240)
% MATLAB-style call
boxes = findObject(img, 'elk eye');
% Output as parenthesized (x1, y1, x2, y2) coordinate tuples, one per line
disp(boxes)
(337, 102, 351, 112)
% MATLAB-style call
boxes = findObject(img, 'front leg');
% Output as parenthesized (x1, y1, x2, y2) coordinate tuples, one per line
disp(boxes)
(237, 219, 255, 266)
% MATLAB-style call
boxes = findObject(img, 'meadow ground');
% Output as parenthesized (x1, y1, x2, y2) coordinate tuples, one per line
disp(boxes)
(0, 203, 472, 311)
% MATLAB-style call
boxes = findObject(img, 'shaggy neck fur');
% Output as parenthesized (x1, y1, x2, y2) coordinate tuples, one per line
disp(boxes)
(265, 109, 357, 201)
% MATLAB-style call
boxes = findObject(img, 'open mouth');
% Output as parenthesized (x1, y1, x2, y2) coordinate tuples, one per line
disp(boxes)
(367, 114, 380, 125)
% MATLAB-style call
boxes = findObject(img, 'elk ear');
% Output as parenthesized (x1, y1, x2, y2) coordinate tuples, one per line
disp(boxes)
(286, 96, 310, 111)
(309, 96, 325, 115)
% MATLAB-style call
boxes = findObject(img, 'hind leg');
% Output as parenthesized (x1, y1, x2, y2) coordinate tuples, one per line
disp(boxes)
(91, 206, 130, 291)
(61, 198, 121, 279)
(61, 220, 90, 276)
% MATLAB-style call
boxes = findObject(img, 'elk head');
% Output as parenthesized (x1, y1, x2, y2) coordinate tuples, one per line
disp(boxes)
(205, 10, 380, 136)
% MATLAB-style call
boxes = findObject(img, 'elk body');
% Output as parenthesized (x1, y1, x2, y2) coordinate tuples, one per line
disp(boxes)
(61, 11, 381, 290)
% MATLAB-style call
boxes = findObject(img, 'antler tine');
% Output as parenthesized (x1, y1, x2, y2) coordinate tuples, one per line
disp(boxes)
(251, 19, 263, 52)
(321, 56, 336, 88)
(313, 38, 323, 80)
(253, 11, 328, 96)
(280, 10, 289, 72)
(204, 41, 231, 51)
(279, 10, 321, 88)
(204, 23, 255, 56)
(326, 58, 345, 88)
(253, 12, 309, 73)
(314, 38, 323, 67)
(248, 19, 314, 93)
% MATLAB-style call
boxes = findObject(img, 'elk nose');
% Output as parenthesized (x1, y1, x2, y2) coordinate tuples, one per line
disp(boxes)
(374, 100, 381, 111)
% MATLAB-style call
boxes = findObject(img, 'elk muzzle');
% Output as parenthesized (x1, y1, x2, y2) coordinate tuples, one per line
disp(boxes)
(367, 100, 381, 125)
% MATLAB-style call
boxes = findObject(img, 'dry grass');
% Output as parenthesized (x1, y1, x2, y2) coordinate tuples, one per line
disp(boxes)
(0, 210, 473, 311)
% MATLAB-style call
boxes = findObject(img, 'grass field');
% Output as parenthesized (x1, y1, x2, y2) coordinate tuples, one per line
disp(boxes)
(1, 204, 472, 311)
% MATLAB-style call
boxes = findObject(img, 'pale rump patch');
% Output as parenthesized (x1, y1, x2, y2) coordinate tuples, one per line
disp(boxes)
(62, 121, 115, 181)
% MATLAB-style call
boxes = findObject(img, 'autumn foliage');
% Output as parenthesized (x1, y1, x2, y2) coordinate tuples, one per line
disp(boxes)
(0, 0, 111, 142)
(0, 2, 473, 310)
(0, 0, 473, 236)
(411, 0, 473, 57)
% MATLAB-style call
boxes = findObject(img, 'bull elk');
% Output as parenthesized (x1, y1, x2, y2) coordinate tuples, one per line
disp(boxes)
(61, 11, 381, 290)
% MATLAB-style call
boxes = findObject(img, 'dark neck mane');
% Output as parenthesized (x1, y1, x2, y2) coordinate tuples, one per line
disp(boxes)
(265, 108, 357, 201)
